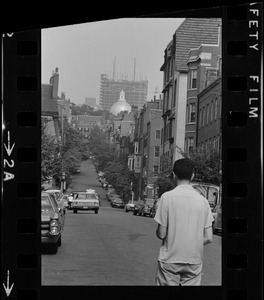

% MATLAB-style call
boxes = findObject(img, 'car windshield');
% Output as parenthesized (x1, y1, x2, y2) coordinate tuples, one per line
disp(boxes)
(73, 193, 97, 200)
(41, 196, 53, 211)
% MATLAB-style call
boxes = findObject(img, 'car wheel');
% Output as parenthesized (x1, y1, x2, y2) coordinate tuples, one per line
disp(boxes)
(49, 243, 58, 254)
(95, 210, 98, 214)
(58, 236, 62, 247)
(73, 209, 77, 214)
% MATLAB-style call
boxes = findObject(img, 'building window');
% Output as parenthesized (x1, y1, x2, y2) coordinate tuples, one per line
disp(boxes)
(78, 127, 82, 131)
(202, 107, 206, 127)
(187, 137, 194, 154)
(155, 130, 161, 139)
(153, 165, 159, 176)
(190, 69, 197, 89)
(206, 104, 210, 125)
(143, 136, 148, 148)
(211, 101, 214, 122)
(199, 109, 202, 128)
(215, 99, 218, 120)
(154, 146, 160, 158)
(134, 142, 139, 154)
(189, 103, 196, 123)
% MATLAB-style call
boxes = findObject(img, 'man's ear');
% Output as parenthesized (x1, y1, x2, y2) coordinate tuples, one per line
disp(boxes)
(190, 173, 195, 182)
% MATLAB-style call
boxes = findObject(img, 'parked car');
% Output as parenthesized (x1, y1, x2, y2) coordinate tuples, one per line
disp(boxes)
(110, 194, 122, 205)
(111, 197, 125, 208)
(150, 198, 161, 218)
(45, 189, 62, 201)
(71, 190, 100, 214)
(125, 201, 135, 212)
(41, 191, 65, 254)
(191, 182, 220, 211)
(45, 190, 67, 214)
(133, 200, 144, 215)
(138, 198, 155, 217)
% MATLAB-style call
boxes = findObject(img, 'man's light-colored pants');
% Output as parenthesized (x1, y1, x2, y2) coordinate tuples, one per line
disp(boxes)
(156, 261, 203, 286)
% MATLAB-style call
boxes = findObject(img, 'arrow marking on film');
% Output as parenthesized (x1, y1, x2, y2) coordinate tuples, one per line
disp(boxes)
(3, 270, 14, 297)
(4, 131, 15, 156)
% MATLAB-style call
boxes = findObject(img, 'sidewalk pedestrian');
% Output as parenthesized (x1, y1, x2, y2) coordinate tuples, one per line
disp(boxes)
(154, 158, 214, 286)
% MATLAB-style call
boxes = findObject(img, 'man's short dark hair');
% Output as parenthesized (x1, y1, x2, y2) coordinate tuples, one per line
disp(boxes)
(173, 158, 195, 181)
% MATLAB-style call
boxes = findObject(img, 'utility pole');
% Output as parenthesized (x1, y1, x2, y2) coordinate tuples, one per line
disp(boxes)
(60, 105, 66, 193)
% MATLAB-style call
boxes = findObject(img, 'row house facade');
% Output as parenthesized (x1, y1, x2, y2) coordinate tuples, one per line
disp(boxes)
(131, 99, 162, 199)
(185, 43, 221, 155)
(109, 111, 135, 157)
(160, 18, 221, 169)
(71, 115, 103, 138)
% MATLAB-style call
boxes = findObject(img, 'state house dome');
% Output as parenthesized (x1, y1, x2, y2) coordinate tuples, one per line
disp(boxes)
(110, 90, 132, 115)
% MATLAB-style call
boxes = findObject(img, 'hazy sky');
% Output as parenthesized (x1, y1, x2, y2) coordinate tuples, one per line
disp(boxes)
(41, 18, 185, 105)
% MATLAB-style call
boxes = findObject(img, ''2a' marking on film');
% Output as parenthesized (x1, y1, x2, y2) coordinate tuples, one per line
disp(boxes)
(3, 131, 15, 181)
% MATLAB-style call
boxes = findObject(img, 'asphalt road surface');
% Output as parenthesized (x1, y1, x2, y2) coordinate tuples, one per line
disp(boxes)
(42, 159, 221, 286)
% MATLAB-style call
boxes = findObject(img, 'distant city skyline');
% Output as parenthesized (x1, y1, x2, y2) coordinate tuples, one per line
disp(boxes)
(41, 18, 185, 105)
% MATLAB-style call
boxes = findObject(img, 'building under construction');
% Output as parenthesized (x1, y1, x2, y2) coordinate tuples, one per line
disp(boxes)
(99, 58, 148, 111)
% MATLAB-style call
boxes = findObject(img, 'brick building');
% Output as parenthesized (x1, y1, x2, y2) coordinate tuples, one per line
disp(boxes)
(71, 115, 103, 138)
(185, 43, 221, 155)
(197, 77, 222, 152)
(132, 98, 162, 198)
(160, 18, 221, 168)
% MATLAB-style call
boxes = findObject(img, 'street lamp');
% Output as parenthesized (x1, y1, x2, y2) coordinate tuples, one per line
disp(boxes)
(61, 172, 66, 193)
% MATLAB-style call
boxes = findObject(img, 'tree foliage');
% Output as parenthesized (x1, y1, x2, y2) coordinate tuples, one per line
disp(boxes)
(41, 119, 61, 184)
(154, 145, 221, 197)
(177, 145, 221, 185)
(89, 125, 137, 200)
(41, 118, 89, 188)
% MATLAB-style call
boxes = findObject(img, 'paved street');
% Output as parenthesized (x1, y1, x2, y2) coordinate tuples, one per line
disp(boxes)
(42, 159, 221, 286)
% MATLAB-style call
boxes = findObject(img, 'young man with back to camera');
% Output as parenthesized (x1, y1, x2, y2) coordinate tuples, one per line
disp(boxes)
(154, 158, 214, 286)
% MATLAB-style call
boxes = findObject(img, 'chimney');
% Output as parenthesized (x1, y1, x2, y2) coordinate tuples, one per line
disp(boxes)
(51, 67, 59, 99)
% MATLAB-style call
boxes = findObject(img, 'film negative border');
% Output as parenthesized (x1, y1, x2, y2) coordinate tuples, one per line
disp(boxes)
(223, 2, 262, 299)
(2, 30, 41, 299)
(1, 3, 263, 300)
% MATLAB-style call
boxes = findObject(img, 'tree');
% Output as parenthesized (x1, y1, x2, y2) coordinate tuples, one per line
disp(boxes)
(41, 117, 90, 188)
(89, 125, 137, 200)
(71, 103, 94, 115)
(154, 145, 221, 197)
(41, 118, 61, 184)
(177, 145, 221, 185)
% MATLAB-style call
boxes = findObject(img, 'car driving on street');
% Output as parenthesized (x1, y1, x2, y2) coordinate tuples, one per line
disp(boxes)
(41, 191, 65, 254)
(71, 190, 100, 214)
